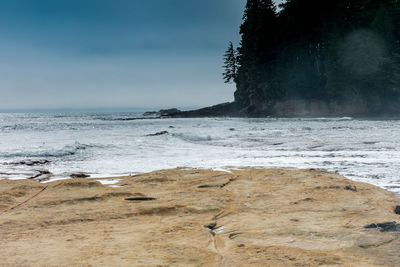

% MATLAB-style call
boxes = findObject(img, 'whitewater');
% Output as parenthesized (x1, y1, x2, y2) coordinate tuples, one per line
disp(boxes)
(0, 112, 399, 193)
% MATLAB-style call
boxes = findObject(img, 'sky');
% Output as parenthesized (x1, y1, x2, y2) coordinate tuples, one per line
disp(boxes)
(0, 0, 282, 111)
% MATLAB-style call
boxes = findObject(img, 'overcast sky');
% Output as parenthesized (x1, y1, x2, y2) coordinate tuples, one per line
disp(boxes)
(0, 0, 283, 111)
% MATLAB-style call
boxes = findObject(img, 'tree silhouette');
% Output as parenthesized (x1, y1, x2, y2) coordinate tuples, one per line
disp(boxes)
(222, 42, 238, 84)
(229, 0, 400, 114)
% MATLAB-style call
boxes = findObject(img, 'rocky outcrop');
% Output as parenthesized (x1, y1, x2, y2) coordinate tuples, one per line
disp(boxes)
(29, 169, 53, 182)
(143, 108, 183, 117)
(169, 102, 243, 117)
(145, 131, 169, 137)
(1, 168, 400, 266)
(364, 222, 400, 232)
(70, 172, 90, 178)
(155, 98, 399, 118)
(145, 102, 244, 118)
(7, 159, 51, 166)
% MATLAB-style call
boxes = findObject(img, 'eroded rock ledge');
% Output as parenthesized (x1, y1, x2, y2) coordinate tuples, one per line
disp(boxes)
(151, 100, 400, 118)
(1, 168, 400, 266)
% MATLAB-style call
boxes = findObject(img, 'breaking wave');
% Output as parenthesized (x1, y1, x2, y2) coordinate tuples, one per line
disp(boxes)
(0, 142, 95, 158)
(172, 133, 213, 143)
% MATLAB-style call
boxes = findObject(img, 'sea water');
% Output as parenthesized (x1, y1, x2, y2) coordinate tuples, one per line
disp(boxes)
(0, 112, 399, 193)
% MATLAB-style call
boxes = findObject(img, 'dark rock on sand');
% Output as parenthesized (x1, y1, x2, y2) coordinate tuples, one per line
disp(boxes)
(204, 222, 217, 230)
(364, 223, 378, 229)
(344, 185, 357, 192)
(395, 205, 400, 215)
(29, 169, 53, 182)
(364, 221, 400, 232)
(125, 197, 157, 201)
(70, 173, 90, 178)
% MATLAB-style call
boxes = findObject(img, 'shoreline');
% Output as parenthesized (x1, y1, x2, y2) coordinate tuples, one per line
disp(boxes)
(1, 168, 400, 266)
(1, 114, 399, 196)
(148, 101, 400, 119)
(11, 165, 400, 197)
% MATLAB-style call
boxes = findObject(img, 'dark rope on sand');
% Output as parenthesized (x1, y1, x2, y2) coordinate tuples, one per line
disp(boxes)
(2, 185, 49, 214)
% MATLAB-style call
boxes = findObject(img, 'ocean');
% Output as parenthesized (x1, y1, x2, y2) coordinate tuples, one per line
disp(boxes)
(0, 112, 399, 193)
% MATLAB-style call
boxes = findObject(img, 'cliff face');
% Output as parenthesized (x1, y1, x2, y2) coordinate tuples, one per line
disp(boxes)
(1, 168, 400, 266)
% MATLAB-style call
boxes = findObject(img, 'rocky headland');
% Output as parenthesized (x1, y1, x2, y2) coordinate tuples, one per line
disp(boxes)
(146, 100, 400, 118)
(1, 168, 400, 266)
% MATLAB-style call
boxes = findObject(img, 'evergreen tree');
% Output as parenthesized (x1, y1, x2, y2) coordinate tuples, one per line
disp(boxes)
(235, 0, 278, 106)
(222, 42, 237, 84)
(230, 0, 400, 115)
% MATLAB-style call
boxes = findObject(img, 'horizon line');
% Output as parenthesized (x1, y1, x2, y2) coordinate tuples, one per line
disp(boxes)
(0, 106, 202, 113)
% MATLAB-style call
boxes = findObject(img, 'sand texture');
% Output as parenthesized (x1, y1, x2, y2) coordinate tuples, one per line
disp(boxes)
(1, 168, 400, 266)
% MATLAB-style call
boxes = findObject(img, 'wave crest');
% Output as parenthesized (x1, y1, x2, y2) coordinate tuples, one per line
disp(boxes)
(0, 142, 94, 158)
(172, 133, 213, 142)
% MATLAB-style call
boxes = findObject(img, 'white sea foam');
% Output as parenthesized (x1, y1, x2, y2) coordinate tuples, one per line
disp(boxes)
(0, 142, 94, 158)
(0, 112, 399, 193)
(96, 179, 122, 185)
(211, 168, 233, 173)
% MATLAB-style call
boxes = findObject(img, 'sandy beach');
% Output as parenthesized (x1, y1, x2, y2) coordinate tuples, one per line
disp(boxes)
(1, 168, 400, 266)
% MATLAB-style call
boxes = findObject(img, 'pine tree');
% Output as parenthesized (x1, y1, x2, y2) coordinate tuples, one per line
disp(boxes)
(235, 0, 278, 105)
(229, 0, 400, 114)
(222, 42, 237, 84)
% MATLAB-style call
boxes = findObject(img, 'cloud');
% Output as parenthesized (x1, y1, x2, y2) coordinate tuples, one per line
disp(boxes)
(0, 0, 245, 110)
